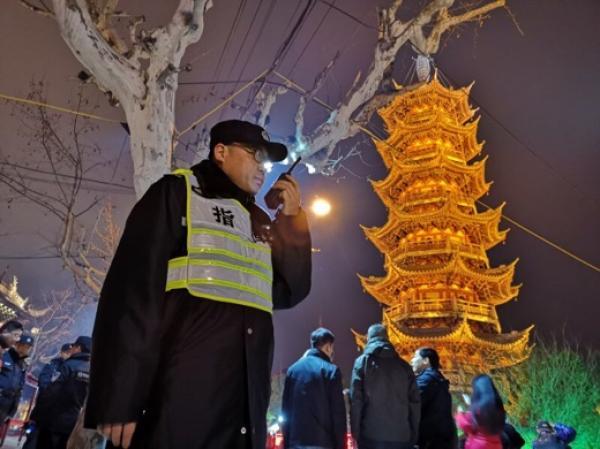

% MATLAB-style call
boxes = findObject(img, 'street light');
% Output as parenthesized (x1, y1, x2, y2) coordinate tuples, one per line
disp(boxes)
(310, 197, 331, 217)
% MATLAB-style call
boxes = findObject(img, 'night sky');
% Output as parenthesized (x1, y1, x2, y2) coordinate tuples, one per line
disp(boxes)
(0, 0, 598, 381)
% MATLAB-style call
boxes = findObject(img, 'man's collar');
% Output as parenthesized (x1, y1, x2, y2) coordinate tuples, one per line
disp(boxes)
(305, 347, 331, 363)
(191, 159, 255, 207)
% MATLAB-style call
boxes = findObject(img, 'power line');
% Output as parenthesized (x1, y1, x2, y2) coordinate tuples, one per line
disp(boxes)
(437, 67, 600, 209)
(286, 0, 337, 76)
(0, 92, 121, 124)
(0, 162, 133, 191)
(316, 0, 376, 29)
(244, 0, 317, 112)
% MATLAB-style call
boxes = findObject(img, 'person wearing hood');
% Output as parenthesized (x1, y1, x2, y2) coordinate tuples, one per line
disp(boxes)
(411, 347, 458, 449)
(85, 120, 312, 449)
(281, 327, 346, 449)
(350, 324, 420, 449)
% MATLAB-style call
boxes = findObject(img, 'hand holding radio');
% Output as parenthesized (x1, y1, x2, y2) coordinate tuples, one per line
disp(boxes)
(265, 157, 302, 215)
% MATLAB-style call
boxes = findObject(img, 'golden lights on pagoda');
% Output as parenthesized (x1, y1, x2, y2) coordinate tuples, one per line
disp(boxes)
(357, 74, 532, 388)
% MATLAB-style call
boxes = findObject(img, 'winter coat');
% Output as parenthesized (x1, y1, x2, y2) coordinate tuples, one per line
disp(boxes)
(40, 352, 91, 435)
(282, 348, 346, 449)
(85, 159, 312, 449)
(416, 368, 457, 449)
(0, 348, 26, 420)
(532, 435, 570, 449)
(37, 357, 64, 390)
(349, 337, 420, 447)
(501, 422, 524, 449)
(456, 411, 502, 449)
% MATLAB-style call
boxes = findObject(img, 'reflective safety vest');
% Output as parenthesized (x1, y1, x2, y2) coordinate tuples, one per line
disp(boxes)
(165, 169, 273, 313)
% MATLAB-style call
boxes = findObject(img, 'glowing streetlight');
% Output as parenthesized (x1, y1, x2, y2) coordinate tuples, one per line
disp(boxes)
(310, 198, 331, 217)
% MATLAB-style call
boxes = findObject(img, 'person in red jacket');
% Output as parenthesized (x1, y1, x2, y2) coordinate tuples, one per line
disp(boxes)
(456, 374, 505, 449)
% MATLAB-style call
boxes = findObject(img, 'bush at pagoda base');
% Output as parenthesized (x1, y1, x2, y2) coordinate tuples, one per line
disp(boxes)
(494, 338, 599, 449)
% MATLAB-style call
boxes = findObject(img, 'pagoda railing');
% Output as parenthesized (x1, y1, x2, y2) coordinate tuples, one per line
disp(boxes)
(393, 239, 488, 263)
(385, 297, 499, 326)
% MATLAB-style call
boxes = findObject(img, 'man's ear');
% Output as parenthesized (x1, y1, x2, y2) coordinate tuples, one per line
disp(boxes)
(212, 143, 227, 164)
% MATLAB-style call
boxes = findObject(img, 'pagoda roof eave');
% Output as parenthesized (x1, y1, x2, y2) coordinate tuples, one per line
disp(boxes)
(379, 76, 475, 127)
(359, 254, 519, 304)
(358, 273, 395, 306)
(386, 316, 533, 351)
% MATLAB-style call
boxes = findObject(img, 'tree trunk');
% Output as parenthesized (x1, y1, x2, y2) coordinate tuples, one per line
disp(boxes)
(123, 89, 176, 196)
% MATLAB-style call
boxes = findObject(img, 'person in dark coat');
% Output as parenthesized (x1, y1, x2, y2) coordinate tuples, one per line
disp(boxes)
(85, 120, 312, 449)
(281, 328, 346, 449)
(410, 347, 457, 449)
(0, 320, 23, 359)
(0, 333, 32, 423)
(501, 421, 524, 449)
(36, 336, 92, 449)
(532, 421, 576, 449)
(24, 344, 73, 449)
(350, 324, 420, 449)
(37, 343, 73, 390)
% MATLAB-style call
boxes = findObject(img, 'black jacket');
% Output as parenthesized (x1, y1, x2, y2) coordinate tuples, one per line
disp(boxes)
(85, 160, 312, 449)
(0, 348, 26, 418)
(350, 337, 420, 447)
(40, 352, 91, 435)
(281, 348, 346, 449)
(502, 422, 525, 449)
(416, 368, 457, 449)
(37, 357, 64, 390)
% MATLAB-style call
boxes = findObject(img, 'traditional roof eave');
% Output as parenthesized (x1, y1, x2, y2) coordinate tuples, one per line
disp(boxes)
(379, 76, 475, 127)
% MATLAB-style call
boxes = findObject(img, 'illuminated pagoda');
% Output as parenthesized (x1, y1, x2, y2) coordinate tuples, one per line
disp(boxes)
(357, 73, 532, 388)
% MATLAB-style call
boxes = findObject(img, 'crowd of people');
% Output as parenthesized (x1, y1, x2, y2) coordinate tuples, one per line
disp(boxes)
(0, 319, 91, 449)
(280, 324, 578, 449)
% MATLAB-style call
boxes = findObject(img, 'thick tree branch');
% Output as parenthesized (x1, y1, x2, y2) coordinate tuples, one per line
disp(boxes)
(51, 0, 144, 101)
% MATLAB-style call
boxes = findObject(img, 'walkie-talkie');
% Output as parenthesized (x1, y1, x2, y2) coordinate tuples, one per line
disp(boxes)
(264, 157, 302, 210)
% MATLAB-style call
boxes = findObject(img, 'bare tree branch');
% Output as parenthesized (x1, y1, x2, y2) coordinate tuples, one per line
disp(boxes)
(276, 0, 505, 172)
(18, 0, 54, 18)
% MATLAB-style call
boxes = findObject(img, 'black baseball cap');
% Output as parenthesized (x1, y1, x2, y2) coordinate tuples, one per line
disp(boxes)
(72, 336, 92, 353)
(60, 343, 73, 352)
(18, 335, 34, 346)
(209, 120, 288, 162)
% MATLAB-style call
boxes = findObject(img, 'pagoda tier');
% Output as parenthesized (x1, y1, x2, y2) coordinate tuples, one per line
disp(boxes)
(359, 254, 519, 308)
(357, 74, 532, 386)
(362, 201, 507, 253)
(375, 127, 484, 169)
(379, 76, 476, 128)
(372, 155, 491, 204)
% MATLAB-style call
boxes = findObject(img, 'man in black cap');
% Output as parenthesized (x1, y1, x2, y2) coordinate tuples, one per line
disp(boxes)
(0, 333, 32, 423)
(85, 120, 312, 449)
(350, 324, 420, 449)
(35, 336, 92, 449)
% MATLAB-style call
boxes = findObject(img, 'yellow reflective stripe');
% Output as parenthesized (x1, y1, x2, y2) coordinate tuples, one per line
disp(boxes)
(187, 278, 272, 302)
(189, 247, 272, 273)
(168, 256, 189, 268)
(185, 290, 272, 314)
(166, 279, 187, 290)
(189, 259, 272, 283)
(172, 170, 194, 251)
(190, 227, 270, 253)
